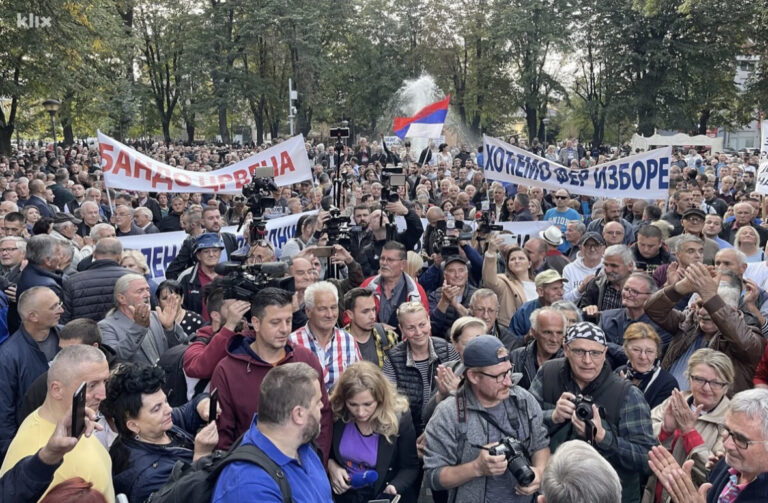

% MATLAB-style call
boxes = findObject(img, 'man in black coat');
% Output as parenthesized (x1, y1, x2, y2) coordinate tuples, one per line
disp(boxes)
(61, 238, 131, 323)
(359, 199, 424, 277)
(165, 206, 238, 280)
(720, 201, 768, 245)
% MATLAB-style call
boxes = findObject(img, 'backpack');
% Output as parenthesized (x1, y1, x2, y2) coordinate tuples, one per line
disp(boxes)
(147, 442, 292, 503)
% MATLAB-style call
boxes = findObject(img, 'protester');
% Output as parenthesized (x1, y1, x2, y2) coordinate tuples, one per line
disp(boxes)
(483, 238, 537, 328)
(508, 270, 567, 338)
(538, 440, 621, 503)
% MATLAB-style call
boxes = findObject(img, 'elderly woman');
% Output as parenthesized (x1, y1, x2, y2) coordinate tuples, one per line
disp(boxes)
(642, 348, 734, 503)
(734, 225, 764, 263)
(615, 322, 677, 409)
(483, 237, 536, 328)
(101, 363, 218, 503)
(327, 361, 420, 503)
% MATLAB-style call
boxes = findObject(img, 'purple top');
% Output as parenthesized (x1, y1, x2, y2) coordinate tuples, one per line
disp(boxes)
(338, 421, 379, 477)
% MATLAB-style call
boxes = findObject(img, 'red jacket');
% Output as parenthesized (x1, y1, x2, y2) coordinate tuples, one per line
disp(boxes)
(182, 325, 253, 379)
(210, 335, 332, 461)
(754, 344, 768, 387)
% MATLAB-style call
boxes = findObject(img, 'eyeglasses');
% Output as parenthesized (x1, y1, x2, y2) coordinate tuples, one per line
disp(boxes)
(720, 425, 768, 450)
(198, 248, 222, 256)
(622, 286, 650, 297)
(568, 347, 606, 359)
(689, 375, 728, 390)
(627, 347, 657, 356)
(0, 247, 18, 253)
(476, 368, 513, 383)
(582, 243, 603, 250)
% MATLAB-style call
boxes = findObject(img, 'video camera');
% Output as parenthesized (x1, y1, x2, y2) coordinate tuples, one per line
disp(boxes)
(381, 166, 406, 203)
(214, 259, 293, 302)
(477, 200, 503, 234)
(430, 218, 473, 258)
(240, 166, 277, 243)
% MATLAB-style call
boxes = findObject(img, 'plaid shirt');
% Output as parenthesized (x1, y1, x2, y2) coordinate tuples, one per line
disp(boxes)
(600, 283, 623, 311)
(343, 323, 399, 368)
(290, 325, 360, 391)
(717, 468, 749, 503)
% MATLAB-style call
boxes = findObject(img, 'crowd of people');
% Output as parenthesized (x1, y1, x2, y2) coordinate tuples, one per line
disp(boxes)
(0, 136, 767, 503)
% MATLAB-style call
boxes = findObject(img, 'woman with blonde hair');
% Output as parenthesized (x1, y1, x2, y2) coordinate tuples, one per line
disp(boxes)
(734, 225, 764, 262)
(642, 348, 734, 503)
(327, 361, 419, 503)
(405, 251, 423, 281)
(615, 322, 677, 408)
(482, 237, 536, 327)
(120, 250, 158, 296)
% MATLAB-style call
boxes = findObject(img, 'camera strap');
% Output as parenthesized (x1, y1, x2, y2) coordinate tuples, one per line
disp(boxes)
(455, 387, 519, 439)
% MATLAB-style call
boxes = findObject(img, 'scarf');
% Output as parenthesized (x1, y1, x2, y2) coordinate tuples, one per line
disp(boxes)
(625, 359, 660, 381)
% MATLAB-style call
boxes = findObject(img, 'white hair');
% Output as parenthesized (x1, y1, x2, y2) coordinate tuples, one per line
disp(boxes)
(304, 281, 339, 310)
(541, 440, 622, 503)
(729, 388, 768, 440)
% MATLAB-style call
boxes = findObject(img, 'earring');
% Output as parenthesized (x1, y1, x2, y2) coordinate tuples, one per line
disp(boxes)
(135, 434, 140, 441)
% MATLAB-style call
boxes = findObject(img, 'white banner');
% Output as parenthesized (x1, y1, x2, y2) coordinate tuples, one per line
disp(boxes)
(756, 120, 768, 195)
(408, 218, 551, 250)
(483, 135, 673, 199)
(117, 210, 316, 279)
(98, 132, 313, 194)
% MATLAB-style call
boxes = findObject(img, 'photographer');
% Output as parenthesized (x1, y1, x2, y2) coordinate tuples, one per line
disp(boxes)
(529, 322, 656, 503)
(360, 199, 424, 277)
(424, 335, 550, 503)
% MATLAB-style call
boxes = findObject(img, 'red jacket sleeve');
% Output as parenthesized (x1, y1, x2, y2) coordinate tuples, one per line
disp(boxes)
(211, 363, 238, 450)
(753, 344, 768, 386)
(183, 327, 236, 379)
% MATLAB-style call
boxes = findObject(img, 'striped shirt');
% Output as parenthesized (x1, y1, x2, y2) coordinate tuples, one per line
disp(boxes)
(290, 325, 361, 391)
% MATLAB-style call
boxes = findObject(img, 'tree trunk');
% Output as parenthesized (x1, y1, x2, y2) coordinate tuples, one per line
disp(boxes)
(186, 122, 195, 144)
(698, 109, 710, 135)
(0, 126, 12, 156)
(162, 119, 171, 144)
(525, 105, 537, 143)
(62, 123, 74, 146)
(218, 104, 229, 144)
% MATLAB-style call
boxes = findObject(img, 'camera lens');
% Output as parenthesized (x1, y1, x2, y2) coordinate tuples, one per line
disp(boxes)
(575, 403, 593, 421)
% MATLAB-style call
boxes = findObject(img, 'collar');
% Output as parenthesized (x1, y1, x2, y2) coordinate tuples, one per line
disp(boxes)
(405, 337, 438, 367)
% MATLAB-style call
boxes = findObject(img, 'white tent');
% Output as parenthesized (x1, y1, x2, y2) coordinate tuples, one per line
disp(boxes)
(631, 133, 724, 153)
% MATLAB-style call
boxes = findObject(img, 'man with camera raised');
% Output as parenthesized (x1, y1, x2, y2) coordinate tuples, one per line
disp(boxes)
(424, 335, 550, 503)
(359, 195, 423, 277)
(529, 322, 655, 503)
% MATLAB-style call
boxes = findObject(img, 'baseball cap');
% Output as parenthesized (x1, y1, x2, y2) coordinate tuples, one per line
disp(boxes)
(463, 335, 509, 368)
(578, 232, 605, 247)
(443, 255, 468, 268)
(534, 269, 568, 287)
(682, 208, 706, 220)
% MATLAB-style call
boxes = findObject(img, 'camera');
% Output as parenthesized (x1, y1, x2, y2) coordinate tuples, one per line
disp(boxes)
(488, 437, 535, 486)
(381, 166, 405, 204)
(240, 166, 277, 243)
(573, 394, 595, 421)
(477, 201, 503, 234)
(329, 127, 350, 139)
(214, 259, 292, 302)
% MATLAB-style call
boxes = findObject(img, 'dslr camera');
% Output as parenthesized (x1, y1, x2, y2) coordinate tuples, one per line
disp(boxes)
(573, 394, 595, 421)
(488, 437, 535, 486)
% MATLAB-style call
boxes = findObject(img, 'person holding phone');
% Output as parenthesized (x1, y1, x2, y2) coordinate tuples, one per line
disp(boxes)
(100, 363, 219, 503)
(327, 361, 419, 503)
(482, 236, 536, 329)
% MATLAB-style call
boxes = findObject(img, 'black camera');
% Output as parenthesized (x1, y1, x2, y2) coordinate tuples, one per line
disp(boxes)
(477, 208, 503, 234)
(488, 437, 535, 486)
(240, 166, 277, 243)
(214, 260, 293, 302)
(573, 394, 595, 421)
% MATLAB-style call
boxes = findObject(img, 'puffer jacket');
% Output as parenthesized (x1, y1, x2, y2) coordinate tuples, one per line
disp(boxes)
(642, 392, 730, 503)
(383, 337, 459, 435)
(645, 286, 765, 395)
(481, 250, 527, 328)
(61, 260, 132, 323)
(111, 394, 205, 503)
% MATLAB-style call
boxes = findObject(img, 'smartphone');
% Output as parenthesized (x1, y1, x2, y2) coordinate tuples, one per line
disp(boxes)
(369, 495, 401, 503)
(71, 381, 87, 438)
(500, 233, 517, 246)
(312, 246, 335, 258)
(208, 388, 219, 423)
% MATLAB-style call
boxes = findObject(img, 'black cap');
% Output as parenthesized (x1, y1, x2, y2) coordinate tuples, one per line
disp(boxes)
(578, 231, 605, 246)
(682, 208, 706, 220)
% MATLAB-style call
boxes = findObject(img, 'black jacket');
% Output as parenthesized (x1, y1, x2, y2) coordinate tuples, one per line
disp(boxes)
(17, 263, 63, 298)
(720, 220, 768, 246)
(140, 197, 163, 224)
(509, 340, 564, 390)
(165, 232, 238, 280)
(0, 452, 61, 502)
(330, 414, 420, 503)
(158, 212, 183, 232)
(61, 260, 132, 323)
(359, 209, 424, 277)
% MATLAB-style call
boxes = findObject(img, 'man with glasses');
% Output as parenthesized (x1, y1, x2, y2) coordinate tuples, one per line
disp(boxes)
(530, 322, 655, 503)
(424, 335, 550, 502)
(544, 189, 581, 239)
(246, 239, 276, 265)
(646, 261, 764, 394)
(469, 288, 519, 350)
(602, 221, 625, 247)
(0, 236, 25, 284)
(666, 208, 719, 265)
(599, 272, 671, 369)
(178, 233, 224, 323)
(648, 388, 768, 503)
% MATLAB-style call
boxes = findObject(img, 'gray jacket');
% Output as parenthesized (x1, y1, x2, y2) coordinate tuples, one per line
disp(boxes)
(98, 310, 187, 365)
(424, 383, 549, 503)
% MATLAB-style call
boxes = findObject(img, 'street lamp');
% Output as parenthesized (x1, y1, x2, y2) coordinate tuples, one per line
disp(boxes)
(42, 99, 60, 153)
(542, 117, 550, 146)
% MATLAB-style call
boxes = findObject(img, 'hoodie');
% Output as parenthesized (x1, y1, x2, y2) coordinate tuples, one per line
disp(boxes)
(209, 335, 332, 460)
(562, 254, 602, 303)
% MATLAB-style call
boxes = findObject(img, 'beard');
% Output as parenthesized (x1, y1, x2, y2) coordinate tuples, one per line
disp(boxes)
(300, 413, 321, 445)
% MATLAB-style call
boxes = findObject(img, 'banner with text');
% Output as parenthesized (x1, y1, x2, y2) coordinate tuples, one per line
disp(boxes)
(483, 135, 672, 199)
(117, 210, 315, 279)
(98, 132, 312, 194)
(756, 120, 768, 195)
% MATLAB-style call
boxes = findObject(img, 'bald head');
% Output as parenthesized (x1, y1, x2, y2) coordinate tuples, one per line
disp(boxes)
(93, 237, 123, 261)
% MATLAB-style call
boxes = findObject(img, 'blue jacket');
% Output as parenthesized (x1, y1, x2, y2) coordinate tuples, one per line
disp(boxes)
(112, 395, 206, 503)
(23, 196, 55, 219)
(213, 415, 333, 503)
(0, 326, 59, 458)
(509, 298, 542, 337)
(0, 451, 61, 502)
(598, 308, 673, 368)
(707, 458, 768, 502)
(17, 263, 63, 298)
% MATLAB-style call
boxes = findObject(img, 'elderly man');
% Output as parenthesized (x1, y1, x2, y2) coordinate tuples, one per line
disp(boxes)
(290, 281, 360, 391)
(0, 286, 63, 457)
(51, 214, 84, 265)
(509, 270, 567, 339)
(98, 273, 187, 365)
(0, 345, 113, 501)
(17, 235, 64, 298)
(509, 307, 567, 389)
(720, 201, 768, 245)
(647, 388, 768, 503)
(512, 193, 534, 221)
(666, 208, 719, 264)
(424, 335, 550, 502)
(134, 207, 160, 234)
(562, 232, 605, 303)
(578, 244, 635, 321)
(0, 235, 25, 289)
(359, 200, 424, 276)
(24, 179, 55, 218)
(564, 221, 586, 259)
(113, 205, 144, 237)
(76, 200, 103, 238)
(652, 235, 705, 309)
(530, 322, 656, 503)
(166, 206, 238, 280)
(429, 256, 477, 338)
(661, 189, 693, 237)
(178, 233, 224, 322)
(524, 237, 548, 274)
(586, 199, 636, 245)
(645, 262, 764, 394)
(469, 288, 519, 350)
(540, 440, 621, 503)
(602, 221, 625, 247)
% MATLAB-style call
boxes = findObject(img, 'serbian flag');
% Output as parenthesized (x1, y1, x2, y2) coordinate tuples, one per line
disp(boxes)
(393, 96, 450, 140)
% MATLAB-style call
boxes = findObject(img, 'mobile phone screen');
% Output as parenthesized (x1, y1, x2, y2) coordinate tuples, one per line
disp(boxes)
(208, 388, 219, 423)
(71, 382, 87, 438)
